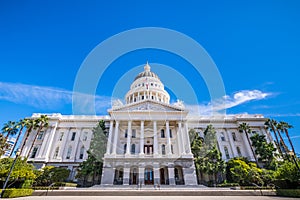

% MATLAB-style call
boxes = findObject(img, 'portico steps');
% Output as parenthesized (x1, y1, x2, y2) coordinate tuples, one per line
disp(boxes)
(32, 185, 276, 196)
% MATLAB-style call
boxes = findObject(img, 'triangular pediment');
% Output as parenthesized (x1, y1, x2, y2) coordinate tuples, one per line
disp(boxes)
(109, 100, 185, 112)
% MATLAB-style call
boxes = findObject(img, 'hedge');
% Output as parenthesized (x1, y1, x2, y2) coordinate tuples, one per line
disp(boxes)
(1, 188, 33, 198)
(276, 189, 300, 198)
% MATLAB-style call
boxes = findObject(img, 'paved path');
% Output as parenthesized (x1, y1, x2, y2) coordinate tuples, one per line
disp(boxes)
(17, 196, 297, 200)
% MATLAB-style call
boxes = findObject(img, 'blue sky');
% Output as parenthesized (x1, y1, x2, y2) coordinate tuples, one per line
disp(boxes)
(0, 1, 300, 153)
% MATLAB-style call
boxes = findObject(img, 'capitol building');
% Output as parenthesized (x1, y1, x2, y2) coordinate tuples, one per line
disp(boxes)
(19, 63, 272, 186)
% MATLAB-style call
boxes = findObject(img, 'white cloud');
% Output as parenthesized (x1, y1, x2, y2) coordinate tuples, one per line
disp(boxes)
(0, 82, 111, 113)
(186, 90, 271, 116)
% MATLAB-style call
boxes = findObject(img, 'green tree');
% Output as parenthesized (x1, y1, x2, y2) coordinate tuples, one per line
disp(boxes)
(34, 166, 70, 186)
(250, 133, 276, 169)
(278, 121, 300, 172)
(0, 134, 9, 157)
(190, 125, 226, 185)
(76, 120, 107, 186)
(226, 158, 263, 186)
(275, 160, 300, 183)
(0, 157, 36, 188)
(1, 121, 19, 140)
(238, 123, 259, 166)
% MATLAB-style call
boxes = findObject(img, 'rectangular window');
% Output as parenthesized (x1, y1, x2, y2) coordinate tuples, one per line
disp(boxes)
(132, 129, 136, 138)
(237, 146, 242, 157)
(169, 129, 172, 138)
(224, 146, 230, 159)
(71, 132, 76, 141)
(59, 132, 64, 141)
(83, 132, 88, 141)
(220, 132, 225, 141)
(232, 132, 237, 141)
(125, 129, 128, 138)
(30, 147, 38, 158)
(37, 131, 44, 140)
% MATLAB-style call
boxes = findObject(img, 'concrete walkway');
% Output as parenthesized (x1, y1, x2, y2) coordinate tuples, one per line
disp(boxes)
(17, 196, 297, 200)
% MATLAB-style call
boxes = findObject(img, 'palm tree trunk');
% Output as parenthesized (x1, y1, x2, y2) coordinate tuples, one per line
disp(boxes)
(19, 128, 31, 157)
(271, 125, 284, 158)
(245, 131, 259, 166)
(26, 125, 43, 158)
(277, 129, 290, 161)
(284, 129, 300, 172)
(9, 126, 24, 157)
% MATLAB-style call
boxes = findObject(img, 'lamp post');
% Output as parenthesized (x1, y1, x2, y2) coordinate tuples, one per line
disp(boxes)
(0, 149, 20, 198)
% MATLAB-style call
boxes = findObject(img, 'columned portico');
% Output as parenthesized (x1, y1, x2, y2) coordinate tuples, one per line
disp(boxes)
(101, 63, 197, 186)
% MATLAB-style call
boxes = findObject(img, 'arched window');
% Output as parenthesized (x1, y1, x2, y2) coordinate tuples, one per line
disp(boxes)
(79, 146, 85, 159)
(161, 129, 165, 138)
(224, 146, 230, 159)
(53, 147, 59, 159)
(123, 144, 127, 154)
(161, 144, 166, 155)
(66, 146, 72, 159)
(131, 144, 135, 154)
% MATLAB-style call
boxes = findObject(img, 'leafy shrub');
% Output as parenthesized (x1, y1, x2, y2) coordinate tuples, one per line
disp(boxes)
(32, 186, 59, 190)
(53, 182, 77, 187)
(1, 188, 33, 198)
(276, 189, 300, 197)
(217, 182, 239, 187)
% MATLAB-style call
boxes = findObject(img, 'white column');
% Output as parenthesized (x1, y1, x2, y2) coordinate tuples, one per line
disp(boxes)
(112, 121, 119, 155)
(60, 128, 71, 161)
(139, 167, 145, 185)
(226, 129, 237, 158)
(176, 122, 183, 156)
(38, 126, 53, 158)
(126, 121, 132, 155)
(105, 120, 114, 155)
(44, 122, 58, 161)
(166, 121, 172, 155)
(179, 122, 186, 155)
(123, 167, 130, 185)
(137, 92, 140, 101)
(72, 128, 83, 161)
(184, 122, 192, 155)
(241, 131, 254, 161)
(168, 166, 176, 185)
(153, 121, 158, 155)
(140, 121, 144, 155)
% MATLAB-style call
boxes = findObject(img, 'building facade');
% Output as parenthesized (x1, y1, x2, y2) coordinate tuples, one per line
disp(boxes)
(19, 63, 272, 185)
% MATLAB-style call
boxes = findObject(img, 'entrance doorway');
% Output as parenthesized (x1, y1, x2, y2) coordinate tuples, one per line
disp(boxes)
(160, 167, 169, 185)
(144, 145, 153, 155)
(130, 168, 138, 185)
(144, 168, 154, 185)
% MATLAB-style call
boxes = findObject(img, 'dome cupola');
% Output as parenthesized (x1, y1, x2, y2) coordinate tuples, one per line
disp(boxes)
(125, 63, 170, 104)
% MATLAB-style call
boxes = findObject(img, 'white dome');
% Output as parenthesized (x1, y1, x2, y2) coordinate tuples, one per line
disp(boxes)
(125, 63, 170, 104)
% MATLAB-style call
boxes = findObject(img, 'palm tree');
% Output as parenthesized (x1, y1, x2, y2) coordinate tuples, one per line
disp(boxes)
(1, 121, 19, 140)
(8, 119, 26, 157)
(19, 118, 38, 156)
(264, 119, 284, 159)
(238, 122, 259, 166)
(276, 122, 291, 161)
(26, 115, 49, 158)
(279, 121, 300, 172)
